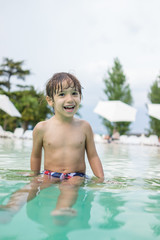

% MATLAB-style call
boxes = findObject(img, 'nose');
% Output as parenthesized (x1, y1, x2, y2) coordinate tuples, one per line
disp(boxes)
(66, 94, 73, 102)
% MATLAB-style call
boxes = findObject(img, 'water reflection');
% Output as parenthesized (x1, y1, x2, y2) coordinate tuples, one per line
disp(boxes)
(25, 183, 126, 239)
(144, 193, 160, 237)
(96, 143, 152, 180)
(26, 187, 94, 239)
(90, 191, 126, 229)
(144, 178, 160, 191)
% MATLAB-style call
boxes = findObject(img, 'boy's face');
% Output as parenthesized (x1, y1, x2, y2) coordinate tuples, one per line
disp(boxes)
(47, 80, 81, 118)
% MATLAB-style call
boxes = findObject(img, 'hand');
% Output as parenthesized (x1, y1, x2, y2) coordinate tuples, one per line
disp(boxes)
(91, 176, 104, 183)
(25, 171, 40, 177)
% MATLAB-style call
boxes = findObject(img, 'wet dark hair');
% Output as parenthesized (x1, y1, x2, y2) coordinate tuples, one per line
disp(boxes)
(46, 72, 82, 99)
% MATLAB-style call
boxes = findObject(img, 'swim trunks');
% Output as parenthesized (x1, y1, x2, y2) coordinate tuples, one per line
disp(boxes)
(43, 170, 86, 180)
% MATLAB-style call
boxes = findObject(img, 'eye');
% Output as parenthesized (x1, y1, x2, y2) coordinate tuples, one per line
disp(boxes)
(58, 92, 65, 97)
(72, 91, 78, 96)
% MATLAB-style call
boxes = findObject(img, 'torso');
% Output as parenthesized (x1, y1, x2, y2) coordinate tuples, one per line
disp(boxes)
(42, 117, 86, 173)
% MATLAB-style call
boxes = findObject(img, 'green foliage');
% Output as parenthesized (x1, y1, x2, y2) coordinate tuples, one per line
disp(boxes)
(0, 57, 52, 131)
(103, 58, 133, 135)
(0, 58, 30, 92)
(0, 87, 52, 131)
(148, 76, 160, 136)
(148, 77, 160, 103)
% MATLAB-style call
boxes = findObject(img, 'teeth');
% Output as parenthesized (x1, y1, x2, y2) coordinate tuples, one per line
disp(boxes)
(64, 106, 74, 109)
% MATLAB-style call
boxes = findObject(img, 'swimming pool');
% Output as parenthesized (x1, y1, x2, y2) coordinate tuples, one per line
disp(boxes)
(0, 138, 160, 240)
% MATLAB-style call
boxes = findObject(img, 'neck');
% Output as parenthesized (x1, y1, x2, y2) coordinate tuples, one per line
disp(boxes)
(53, 114, 74, 124)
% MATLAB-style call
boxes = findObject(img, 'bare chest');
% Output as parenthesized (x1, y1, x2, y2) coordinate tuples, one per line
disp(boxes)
(43, 125, 86, 149)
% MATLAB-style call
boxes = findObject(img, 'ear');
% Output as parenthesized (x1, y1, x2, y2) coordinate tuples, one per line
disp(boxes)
(46, 96, 54, 107)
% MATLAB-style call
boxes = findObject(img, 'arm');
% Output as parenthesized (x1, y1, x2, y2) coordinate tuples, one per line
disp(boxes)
(85, 122, 104, 180)
(30, 123, 43, 176)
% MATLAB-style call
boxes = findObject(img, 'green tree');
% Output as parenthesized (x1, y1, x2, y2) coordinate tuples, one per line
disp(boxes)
(148, 75, 160, 136)
(0, 58, 30, 92)
(0, 86, 52, 131)
(103, 58, 133, 135)
(12, 87, 52, 131)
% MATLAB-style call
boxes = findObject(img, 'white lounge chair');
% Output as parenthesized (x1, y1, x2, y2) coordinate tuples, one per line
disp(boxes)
(0, 125, 13, 138)
(13, 128, 24, 138)
(148, 135, 160, 146)
(140, 135, 155, 146)
(0, 125, 5, 137)
(119, 135, 128, 144)
(139, 134, 148, 145)
(94, 134, 108, 143)
(127, 135, 141, 145)
(22, 130, 33, 140)
(5, 131, 14, 138)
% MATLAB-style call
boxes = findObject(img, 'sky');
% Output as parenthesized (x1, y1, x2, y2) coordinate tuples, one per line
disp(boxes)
(1, 0, 160, 134)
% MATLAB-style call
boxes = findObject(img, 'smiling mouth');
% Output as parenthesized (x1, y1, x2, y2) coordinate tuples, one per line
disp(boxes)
(64, 105, 75, 111)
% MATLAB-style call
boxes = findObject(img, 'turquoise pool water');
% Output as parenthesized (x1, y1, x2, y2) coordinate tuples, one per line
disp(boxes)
(0, 138, 160, 240)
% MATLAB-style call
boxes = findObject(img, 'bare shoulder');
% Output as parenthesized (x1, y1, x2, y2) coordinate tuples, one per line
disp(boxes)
(33, 119, 50, 136)
(74, 118, 93, 133)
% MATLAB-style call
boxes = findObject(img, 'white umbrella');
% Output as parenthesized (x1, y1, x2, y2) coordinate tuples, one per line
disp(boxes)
(94, 100, 136, 122)
(0, 94, 21, 117)
(148, 104, 160, 120)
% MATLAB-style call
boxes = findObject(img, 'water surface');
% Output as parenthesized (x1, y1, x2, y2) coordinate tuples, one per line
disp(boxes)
(0, 138, 160, 240)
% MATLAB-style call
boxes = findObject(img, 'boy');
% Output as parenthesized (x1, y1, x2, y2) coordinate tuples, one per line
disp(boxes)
(31, 72, 104, 180)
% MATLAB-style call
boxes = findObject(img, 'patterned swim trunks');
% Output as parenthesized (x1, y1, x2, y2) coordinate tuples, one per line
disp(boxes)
(43, 170, 87, 180)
